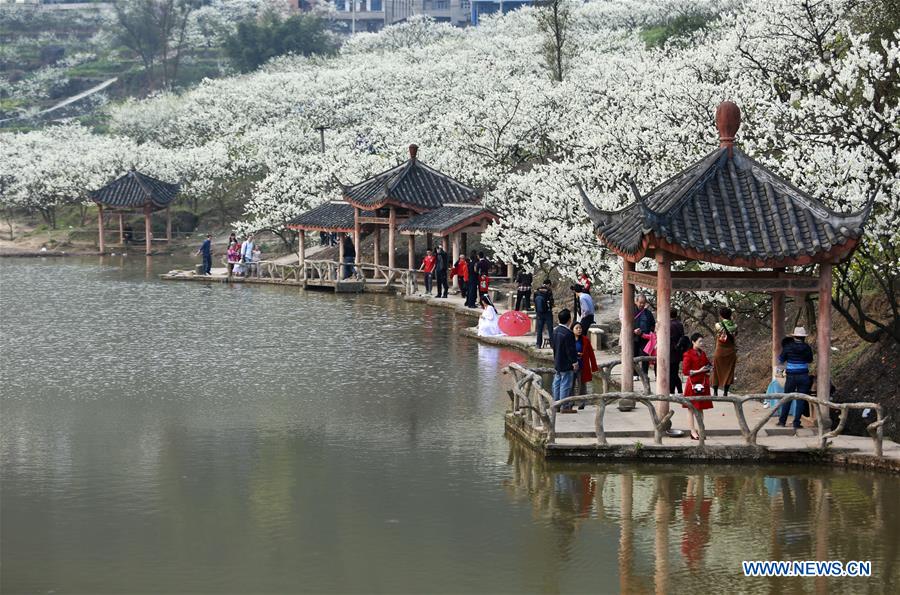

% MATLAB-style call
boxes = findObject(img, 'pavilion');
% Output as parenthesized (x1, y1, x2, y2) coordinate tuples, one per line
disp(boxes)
(288, 144, 499, 278)
(90, 170, 180, 255)
(580, 101, 872, 417)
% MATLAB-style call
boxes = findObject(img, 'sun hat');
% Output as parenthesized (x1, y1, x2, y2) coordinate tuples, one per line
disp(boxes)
(791, 326, 808, 337)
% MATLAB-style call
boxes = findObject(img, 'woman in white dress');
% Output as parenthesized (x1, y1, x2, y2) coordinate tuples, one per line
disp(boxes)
(477, 295, 505, 337)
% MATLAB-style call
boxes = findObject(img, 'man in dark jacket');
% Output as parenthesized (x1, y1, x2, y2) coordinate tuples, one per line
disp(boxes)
(434, 245, 449, 298)
(342, 235, 356, 279)
(465, 251, 479, 308)
(551, 309, 579, 412)
(533, 279, 554, 348)
(515, 270, 533, 311)
(633, 294, 655, 377)
(777, 327, 815, 429)
(196, 234, 212, 275)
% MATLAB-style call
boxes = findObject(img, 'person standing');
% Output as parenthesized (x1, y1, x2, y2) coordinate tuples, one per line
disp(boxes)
(575, 284, 595, 333)
(226, 240, 239, 278)
(712, 307, 738, 396)
(533, 278, 554, 349)
(633, 294, 656, 378)
(669, 308, 686, 394)
(682, 332, 713, 440)
(551, 309, 580, 413)
(241, 234, 255, 270)
(197, 234, 212, 275)
(420, 249, 436, 295)
(434, 245, 449, 298)
(465, 251, 479, 308)
(515, 269, 533, 311)
(572, 321, 599, 408)
(342, 234, 356, 279)
(777, 327, 814, 429)
(451, 254, 469, 296)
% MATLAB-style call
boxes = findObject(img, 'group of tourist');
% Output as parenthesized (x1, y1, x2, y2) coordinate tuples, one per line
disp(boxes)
(196, 233, 261, 278)
(420, 248, 494, 308)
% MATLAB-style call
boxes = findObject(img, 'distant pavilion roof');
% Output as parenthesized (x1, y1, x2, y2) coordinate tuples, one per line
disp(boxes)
(339, 144, 481, 212)
(399, 204, 497, 236)
(90, 170, 179, 211)
(580, 102, 871, 268)
(286, 201, 374, 233)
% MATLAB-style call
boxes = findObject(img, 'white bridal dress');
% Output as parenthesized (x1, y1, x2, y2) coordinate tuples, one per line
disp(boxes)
(477, 306, 505, 337)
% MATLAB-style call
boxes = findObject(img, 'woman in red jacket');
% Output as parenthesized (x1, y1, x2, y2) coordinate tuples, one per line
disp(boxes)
(450, 255, 469, 295)
(682, 332, 713, 440)
(572, 322, 599, 409)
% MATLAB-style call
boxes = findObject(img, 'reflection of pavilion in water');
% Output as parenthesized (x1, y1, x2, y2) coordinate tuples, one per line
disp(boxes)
(503, 441, 899, 593)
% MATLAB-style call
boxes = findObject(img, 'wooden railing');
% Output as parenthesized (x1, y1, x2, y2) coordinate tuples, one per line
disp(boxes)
(504, 362, 887, 456)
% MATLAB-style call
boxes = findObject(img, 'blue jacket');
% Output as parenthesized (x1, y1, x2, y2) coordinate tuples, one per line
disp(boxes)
(200, 239, 211, 257)
(779, 339, 813, 374)
(551, 324, 579, 373)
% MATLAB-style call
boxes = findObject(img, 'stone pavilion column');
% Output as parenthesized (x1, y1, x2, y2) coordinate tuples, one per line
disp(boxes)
(655, 251, 672, 411)
(144, 207, 152, 255)
(97, 204, 105, 253)
(817, 263, 833, 417)
(621, 258, 635, 392)
(388, 207, 396, 270)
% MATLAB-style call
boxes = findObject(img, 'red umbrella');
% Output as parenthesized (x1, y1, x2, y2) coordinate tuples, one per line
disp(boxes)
(499, 310, 531, 337)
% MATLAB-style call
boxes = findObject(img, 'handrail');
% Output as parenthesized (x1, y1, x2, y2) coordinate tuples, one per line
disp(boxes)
(503, 362, 887, 456)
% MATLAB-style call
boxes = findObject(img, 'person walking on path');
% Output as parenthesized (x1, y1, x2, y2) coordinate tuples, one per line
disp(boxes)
(341, 235, 356, 280)
(633, 294, 656, 378)
(434, 245, 449, 298)
(197, 234, 212, 275)
(515, 269, 533, 311)
(465, 251, 479, 308)
(451, 254, 469, 296)
(669, 308, 686, 394)
(682, 332, 713, 440)
(572, 321, 599, 408)
(551, 309, 580, 413)
(420, 249, 436, 295)
(712, 307, 738, 396)
(574, 284, 595, 333)
(777, 327, 814, 429)
(533, 279, 554, 349)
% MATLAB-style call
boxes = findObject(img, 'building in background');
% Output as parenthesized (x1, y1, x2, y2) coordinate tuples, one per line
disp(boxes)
(294, 0, 529, 33)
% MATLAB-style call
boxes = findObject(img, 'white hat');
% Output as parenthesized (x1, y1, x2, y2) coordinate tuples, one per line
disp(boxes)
(791, 326, 808, 337)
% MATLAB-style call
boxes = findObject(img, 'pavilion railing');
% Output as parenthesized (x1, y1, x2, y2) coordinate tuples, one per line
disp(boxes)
(503, 362, 886, 456)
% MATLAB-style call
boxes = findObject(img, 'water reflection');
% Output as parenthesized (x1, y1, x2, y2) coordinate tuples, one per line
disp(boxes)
(505, 441, 900, 593)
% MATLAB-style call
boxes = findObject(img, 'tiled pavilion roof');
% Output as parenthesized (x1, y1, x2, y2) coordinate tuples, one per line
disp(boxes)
(286, 201, 373, 232)
(90, 170, 179, 211)
(398, 205, 497, 235)
(339, 145, 480, 212)
(580, 102, 871, 268)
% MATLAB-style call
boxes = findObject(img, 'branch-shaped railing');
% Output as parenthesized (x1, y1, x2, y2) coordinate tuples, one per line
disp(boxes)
(503, 363, 886, 456)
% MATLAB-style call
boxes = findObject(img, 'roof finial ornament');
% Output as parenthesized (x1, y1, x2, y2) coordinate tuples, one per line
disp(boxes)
(409, 144, 418, 161)
(715, 101, 741, 155)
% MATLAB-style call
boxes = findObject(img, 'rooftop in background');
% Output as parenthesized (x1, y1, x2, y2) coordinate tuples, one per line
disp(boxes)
(286, 201, 374, 232)
(581, 101, 872, 268)
(399, 204, 497, 236)
(339, 144, 481, 212)
(90, 170, 179, 212)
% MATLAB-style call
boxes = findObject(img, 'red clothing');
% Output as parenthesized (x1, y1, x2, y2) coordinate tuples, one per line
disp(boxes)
(422, 254, 436, 273)
(478, 274, 490, 293)
(578, 274, 591, 292)
(576, 336, 599, 383)
(451, 259, 469, 281)
(682, 347, 712, 409)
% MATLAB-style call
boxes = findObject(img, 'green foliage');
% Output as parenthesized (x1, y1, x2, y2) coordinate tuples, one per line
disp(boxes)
(224, 12, 335, 73)
(641, 13, 714, 48)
